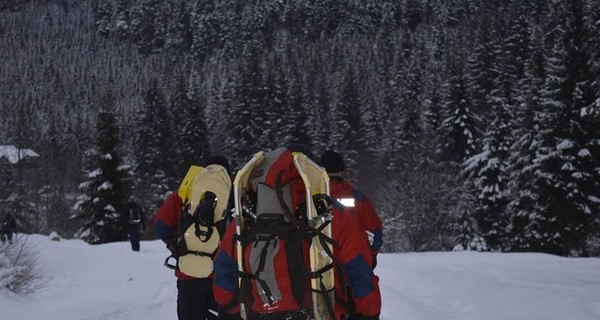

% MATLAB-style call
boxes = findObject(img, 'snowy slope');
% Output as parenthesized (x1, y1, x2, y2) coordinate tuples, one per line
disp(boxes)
(2, 234, 600, 320)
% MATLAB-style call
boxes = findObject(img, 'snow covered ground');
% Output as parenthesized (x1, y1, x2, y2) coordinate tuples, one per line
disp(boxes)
(2, 234, 600, 320)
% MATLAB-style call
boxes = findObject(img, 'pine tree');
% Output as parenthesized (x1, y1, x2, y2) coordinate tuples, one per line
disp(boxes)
(214, 0, 241, 60)
(464, 88, 513, 251)
(75, 105, 131, 244)
(331, 64, 369, 177)
(92, 0, 113, 38)
(6, 101, 43, 233)
(190, 0, 217, 60)
(40, 108, 78, 235)
(43, 108, 74, 186)
(502, 4, 531, 84)
(153, 1, 170, 50)
(1, 193, 38, 234)
(165, 0, 192, 53)
(465, 17, 498, 120)
(43, 185, 75, 237)
(451, 189, 486, 251)
(210, 73, 238, 165)
(440, 70, 480, 164)
(463, 21, 525, 251)
(134, 80, 175, 210)
(223, 42, 266, 163)
(506, 21, 546, 253)
(306, 60, 333, 154)
(354, 60, 380, 188)
(15, 101, 34, 162)
(262, 57, 287, 149)
(135, 0, 160, 54)
(303, 0, 340, 41)
(376, 46, 405, 174)
(281, 60, 311, 147)
(172, 75, 210, 171)
(518, 0, 600, 256)
(582, 0, 600, 255)
(114, 0, 131, 41)
(396, 59, 424, 173)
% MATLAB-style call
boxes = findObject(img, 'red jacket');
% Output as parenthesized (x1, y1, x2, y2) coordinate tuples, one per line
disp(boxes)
(153, 191, 196, 280)
(329, 177, 383, 254)
(212, 203, 382, 318)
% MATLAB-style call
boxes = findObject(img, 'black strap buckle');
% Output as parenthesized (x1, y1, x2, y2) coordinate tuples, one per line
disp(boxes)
(164, 255, 177, 270)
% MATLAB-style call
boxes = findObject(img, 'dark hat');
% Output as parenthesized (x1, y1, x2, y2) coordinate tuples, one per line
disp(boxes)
(319, 150, 345, 174)
(204, 155, 230, 173)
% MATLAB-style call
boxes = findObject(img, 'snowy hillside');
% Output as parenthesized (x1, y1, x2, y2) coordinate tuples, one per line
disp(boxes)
(2, 234, 600, 320)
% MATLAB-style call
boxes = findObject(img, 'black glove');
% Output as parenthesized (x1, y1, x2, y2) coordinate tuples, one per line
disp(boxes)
(313, 193, 333, 215)
(372, 254, 377, 270)
(361, 313, 380, 320)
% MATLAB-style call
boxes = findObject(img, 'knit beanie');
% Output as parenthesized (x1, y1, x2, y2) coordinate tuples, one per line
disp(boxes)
(319, 150, 345, 174)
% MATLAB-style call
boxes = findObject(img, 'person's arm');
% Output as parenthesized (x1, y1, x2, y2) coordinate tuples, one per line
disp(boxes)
(153, 192, 181, 244)
(213, 221, 240, 315)
(333, 207, 381, 318)
(355, 191, 384, 255)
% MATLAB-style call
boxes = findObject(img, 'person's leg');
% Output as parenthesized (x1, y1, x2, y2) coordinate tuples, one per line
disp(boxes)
(7, 232, 13, 244)
(177, 281, 182, 320)
(128, 231, 134, 251)
(191, 277, 217, 320)
(129, 227, 140, 251)
(202, 278, 218, 320)
(346, 286, 360, 320)
(177, 278, 205, 320)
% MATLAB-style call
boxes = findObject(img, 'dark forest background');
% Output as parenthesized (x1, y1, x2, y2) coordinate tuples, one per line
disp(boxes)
(0, 0, 599, 255)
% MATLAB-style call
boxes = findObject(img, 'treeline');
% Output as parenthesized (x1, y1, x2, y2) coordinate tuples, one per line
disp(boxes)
(0, 0, 598, 255)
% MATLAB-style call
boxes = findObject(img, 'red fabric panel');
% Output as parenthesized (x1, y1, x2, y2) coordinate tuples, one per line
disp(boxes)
(330, 180, 383, 254)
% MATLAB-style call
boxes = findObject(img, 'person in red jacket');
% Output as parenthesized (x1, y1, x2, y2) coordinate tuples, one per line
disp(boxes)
(318, 150, 384, 263)
(154, 155, 231, 320)
(213, 148, 381, 320)
(319, 150, 384, 320)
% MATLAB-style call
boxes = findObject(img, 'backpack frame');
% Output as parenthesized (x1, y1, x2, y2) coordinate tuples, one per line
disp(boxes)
(233, 148, 337, 320)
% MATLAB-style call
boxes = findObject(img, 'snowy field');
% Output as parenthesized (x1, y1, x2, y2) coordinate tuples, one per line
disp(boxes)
(2, 234, 600, 320)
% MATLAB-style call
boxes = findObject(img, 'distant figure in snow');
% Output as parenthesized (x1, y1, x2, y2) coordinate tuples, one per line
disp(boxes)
(122, 198, 145, 252)
(0, 212, 17, 244)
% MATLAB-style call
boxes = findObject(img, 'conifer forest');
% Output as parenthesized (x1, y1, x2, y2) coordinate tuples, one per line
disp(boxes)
(0, 0, 599, 256)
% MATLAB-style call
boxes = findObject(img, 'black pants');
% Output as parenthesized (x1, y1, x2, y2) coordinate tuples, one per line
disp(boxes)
(177, 278, 218, 320)
(128, 226, 140, 251)
(345, 286, 360, 320)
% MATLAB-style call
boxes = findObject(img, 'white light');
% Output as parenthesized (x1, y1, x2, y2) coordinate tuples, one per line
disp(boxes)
(338, 198, 355, 207)
(366, 231, 374, 246)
